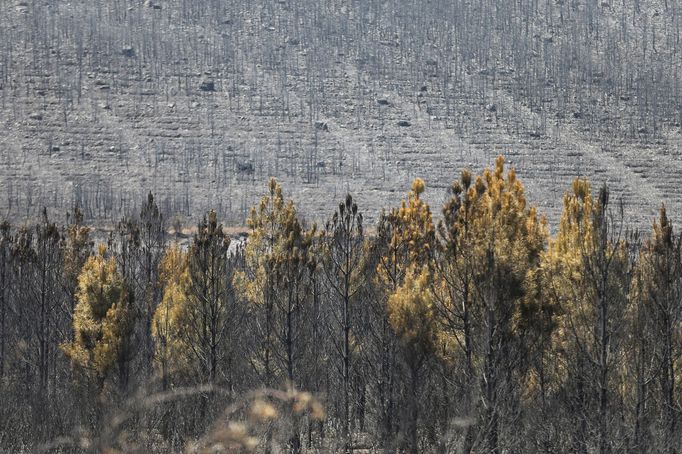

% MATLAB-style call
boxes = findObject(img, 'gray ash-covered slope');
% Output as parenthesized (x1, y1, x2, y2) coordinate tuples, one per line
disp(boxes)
(1, 0, 681, 228)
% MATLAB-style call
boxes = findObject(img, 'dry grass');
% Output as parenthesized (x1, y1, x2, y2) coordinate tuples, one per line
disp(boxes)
(38, 385, 325, 454)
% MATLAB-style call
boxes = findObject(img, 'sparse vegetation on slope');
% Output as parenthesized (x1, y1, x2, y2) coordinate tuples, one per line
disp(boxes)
(0, 0, 681, 228)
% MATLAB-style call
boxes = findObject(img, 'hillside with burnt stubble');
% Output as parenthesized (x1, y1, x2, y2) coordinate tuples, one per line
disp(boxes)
(1, 0, 681, 227)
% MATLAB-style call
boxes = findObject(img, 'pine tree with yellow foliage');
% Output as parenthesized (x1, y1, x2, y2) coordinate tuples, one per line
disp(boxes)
(373, 178, 435, 453)
(152, 211, 240, 388)
(235, 178, 291, 388)
(62, 245, 135, 392)
(235, 178, 317, 453)
(152, 243, 190, 389)
(434, 157, 549, 452)
(387, 265, 437, 454)
(629, 206, 682, 453)
(235, 179, 317, 388)
(544, 179, 632, 453)
(375, 178, 434, 291)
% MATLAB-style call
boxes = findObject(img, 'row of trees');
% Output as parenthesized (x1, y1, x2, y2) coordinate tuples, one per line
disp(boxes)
(0, 157, 680, 452)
